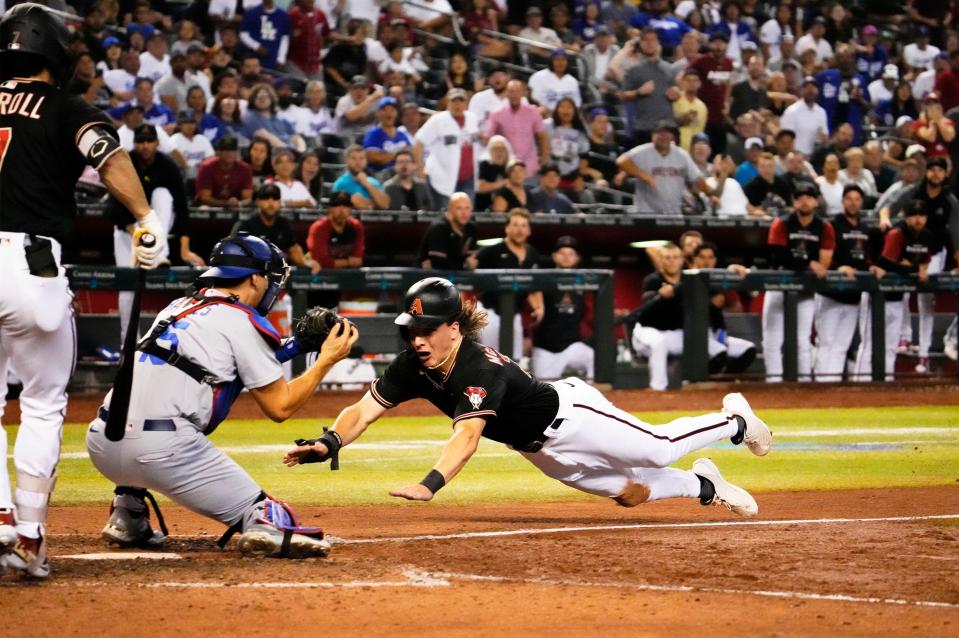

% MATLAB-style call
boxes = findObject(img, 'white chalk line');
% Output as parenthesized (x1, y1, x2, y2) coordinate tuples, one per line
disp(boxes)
(59, 552, 182, 560)
(424, 570, 959, 610)
(336, 514, 959, 545)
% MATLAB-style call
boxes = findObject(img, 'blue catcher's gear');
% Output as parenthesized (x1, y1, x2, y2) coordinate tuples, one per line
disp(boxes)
(199, 232, 290, 316)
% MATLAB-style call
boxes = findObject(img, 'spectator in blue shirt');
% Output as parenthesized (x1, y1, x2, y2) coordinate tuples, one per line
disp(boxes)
(333, 144, 390, 210)
(108, 77, 176, 133)
(735, 137, 764, 186)
(630, 0, 691, 54)
(708, 1, 756, 61)
(243, 83, 304, 150)
(854, 24, 888, 82)
(362, 97, 414, 175)
(817, 44, 871, 146)
(240, 0, 291, 69)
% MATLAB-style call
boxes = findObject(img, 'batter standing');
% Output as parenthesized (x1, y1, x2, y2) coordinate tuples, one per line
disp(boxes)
(286, 277, 772, 517)
(0, 4, 166, 578)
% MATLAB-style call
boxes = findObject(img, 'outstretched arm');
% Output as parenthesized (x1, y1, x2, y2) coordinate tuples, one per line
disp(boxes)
(283, 390, 388, 466)
(389, 417, 486, 501)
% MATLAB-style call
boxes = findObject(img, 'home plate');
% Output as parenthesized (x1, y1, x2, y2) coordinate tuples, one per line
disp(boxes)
(59, 552, 182, 561)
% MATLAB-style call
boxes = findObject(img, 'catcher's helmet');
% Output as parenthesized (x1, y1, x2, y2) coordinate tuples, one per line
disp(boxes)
(199, 232, 290, 316)
(395, 277, 462, 330)
(0, 3, 74, 86)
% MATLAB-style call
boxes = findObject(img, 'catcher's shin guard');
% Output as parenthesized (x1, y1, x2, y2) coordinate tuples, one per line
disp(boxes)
(101, 487, 168, 548)
(234, 497, 330, 559)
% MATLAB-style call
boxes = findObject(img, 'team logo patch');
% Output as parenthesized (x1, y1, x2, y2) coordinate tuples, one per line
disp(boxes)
(464, 386, 487, 410)
(409, 298, 424, 316)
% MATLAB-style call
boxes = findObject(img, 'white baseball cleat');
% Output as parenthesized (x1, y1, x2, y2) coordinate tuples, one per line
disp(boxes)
(101, 500, 166, 549)
(237, 524, 332, 559)
(723, 392, 772, 456)
(693, 457, 758, 518)
(0, 532, 50, 579)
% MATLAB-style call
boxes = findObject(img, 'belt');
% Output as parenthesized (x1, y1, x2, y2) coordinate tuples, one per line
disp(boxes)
(97, 407, 177, 432)
(514, 417, 566, 454)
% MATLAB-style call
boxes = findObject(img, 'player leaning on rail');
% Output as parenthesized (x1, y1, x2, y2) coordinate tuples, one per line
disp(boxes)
(286, 277, 773, 517)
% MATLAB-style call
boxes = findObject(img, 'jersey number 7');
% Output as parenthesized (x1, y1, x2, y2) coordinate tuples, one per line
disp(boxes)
(0, 128, 11, 173)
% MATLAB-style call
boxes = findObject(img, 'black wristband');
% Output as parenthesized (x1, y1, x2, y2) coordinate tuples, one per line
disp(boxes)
(319, 429, 342, 455)
(419, 469, 446, 494)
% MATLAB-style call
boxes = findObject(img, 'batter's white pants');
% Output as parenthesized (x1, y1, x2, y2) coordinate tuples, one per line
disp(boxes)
(762, 292, 815, 382)
(477, 302, 523, 360)
(520, 378, 740, 502)
(532, 342, 594, 380)
(0, 232, 75, 538)
(898, 293, 912, 344)
(631, 325, 751, 391)
(813, 294, 862, 382)
(114, 188, 174, 344)
(851, 295, 903, 381)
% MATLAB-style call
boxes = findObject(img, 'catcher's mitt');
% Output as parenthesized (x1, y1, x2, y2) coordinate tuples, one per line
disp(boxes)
(294, 306, 347, 351)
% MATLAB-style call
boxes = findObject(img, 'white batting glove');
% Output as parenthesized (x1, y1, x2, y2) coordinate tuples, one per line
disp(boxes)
(132, 209, 168, 269)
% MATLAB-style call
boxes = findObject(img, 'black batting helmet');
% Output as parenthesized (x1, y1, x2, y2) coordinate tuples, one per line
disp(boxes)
(0, 3, 74, 86)
(395, 277, 462, 330)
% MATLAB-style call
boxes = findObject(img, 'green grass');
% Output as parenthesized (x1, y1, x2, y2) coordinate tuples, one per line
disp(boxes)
(6, 406, 959, 506)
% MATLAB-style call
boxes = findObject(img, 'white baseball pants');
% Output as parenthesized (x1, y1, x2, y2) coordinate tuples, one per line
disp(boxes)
(851, 295, 903, 381)
(631, 325, 749, 391)
(532, 342, 594, 380)
(477, 302, 523, 360)
(520, 378, 739, 501)
(916, 249, 945, 358)
(762, 291, 815, 382)
(813, 294, 862, 382)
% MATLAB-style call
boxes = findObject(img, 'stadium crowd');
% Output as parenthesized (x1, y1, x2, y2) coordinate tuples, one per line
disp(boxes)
(13, 0, 959, 384)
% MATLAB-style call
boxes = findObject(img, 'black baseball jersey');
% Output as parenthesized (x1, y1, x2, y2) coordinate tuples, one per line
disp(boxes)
(232, 214, 297, 254)
(878, 223, 937, 301)
(886, 183, 959, 254)
(370, 339, 560, 448)
(417, 218, 478, 270)
(0, 78, 116, 244)
(534, 289, 587, 352)
(104, 150, 191, 239)
(767, 212, 837, 272)
(637, 272, 684, 331)
(475, 241, 541, 310)
(823, 213, 874, 304)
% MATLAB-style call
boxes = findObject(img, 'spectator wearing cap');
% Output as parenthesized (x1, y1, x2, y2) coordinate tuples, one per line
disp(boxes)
(362, 97, 414, 174)
(81, 8, 109, 63)
(335, 76, 383, 139)
(629, 0, 691, 54)
(155, 51, 198, 114)
(934, 50, 959, 112)
(904, 25, 941, 73)
(243, 83, 304, 150)
(109, 77, 177, 134)
(532, 235, 595, 381)
(97, 36, 123, 75)
(729, 52, 771, 120)
(195, 136, 254, 207)
(914, 92, 956, 159)
(728, 39, 759, 87)
(582, 25, 620, 97)
(690, 31, 734, 154)
(914, 53, 950, 103)
(269, 148, 316, 208)
(333, 144, 390, 210)
(384, 149, 432, 210)
(673, 69, 708, 151)
(617, 120, 707, 215)
(874, 157, 923, 214)
(874, 81, 920, 128)
(287, 0, 332, 79)
(170, 111, 215, 172)
(528, 50, 582, 113)
(759, 2, 794, 62)
(854, 24, 889, 82)
(600, 0, 639, 42)
(795, 16, 833, 66)
(519, 7, 563, 65)
(619, 28, 684, 145)
(415, 88, 480, 209)
(816, 44, 871, 146)
(744, 152, 793, 218)
(869, 64, 900, 107)
(239, 0, 291, 69)
(708, 1, 757, 61)
(307, 191, 366, 270)
(115, 103, 181, 164)
(234, 183, 318, 273)
(735, 137, 765, 186)
(139, 29, 172, 83)
(780, 76, 829, 156)
(572, 1, 604, 44)
(486, 80, 550, 180)
(184, 45, 212, 99)
(528, 164, 576, 214)
(323, 22, 369, 98)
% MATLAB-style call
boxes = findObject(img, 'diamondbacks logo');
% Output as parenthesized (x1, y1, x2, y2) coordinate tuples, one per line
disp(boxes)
(464, 386, 487, 410)
(409, 298, 424, 316)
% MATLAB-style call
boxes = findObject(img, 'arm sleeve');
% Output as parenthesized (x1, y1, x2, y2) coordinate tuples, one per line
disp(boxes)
(351, 219, 365, 259)
(820, 222, 836, 251)
(308, 220, 335, 268)
(879, 229, 907, 272)
(231, 314, 285, 389)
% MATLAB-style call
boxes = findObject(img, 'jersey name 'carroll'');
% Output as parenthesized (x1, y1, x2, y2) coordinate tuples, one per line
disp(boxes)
(370, 339, 559, 448)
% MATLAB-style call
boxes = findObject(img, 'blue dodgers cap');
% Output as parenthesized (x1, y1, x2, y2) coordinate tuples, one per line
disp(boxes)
(102, 36, 121, 49)
(551, 48, 569, 58)
(378, 96, 399, 109)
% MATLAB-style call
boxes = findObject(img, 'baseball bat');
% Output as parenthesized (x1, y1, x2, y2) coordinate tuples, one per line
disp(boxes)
(105, 231, 156, 442)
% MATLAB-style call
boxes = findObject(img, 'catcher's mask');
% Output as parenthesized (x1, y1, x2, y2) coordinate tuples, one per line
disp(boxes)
(199, 232, 290, 316)
(395, 276, 462, 341)
(0, 3, 75, 87)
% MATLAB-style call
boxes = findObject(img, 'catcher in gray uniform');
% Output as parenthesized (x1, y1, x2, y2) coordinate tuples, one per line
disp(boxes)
(86, 232, 357, 558)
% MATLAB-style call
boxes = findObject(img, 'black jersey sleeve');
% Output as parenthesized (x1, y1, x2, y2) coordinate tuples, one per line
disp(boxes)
(452, 367, 506, 424)
(417, 221, 447, 266)
(63, 95, 115, 149)
(369, 351, 421, 408)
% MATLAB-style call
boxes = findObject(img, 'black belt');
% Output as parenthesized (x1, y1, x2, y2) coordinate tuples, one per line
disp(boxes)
(514, 417, 566, 454)
(97, 407, 177, 432)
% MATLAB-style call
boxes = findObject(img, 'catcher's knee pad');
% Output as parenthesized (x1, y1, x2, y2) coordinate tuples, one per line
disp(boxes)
(14, 471, 56, 524)
(613, 481, 651, 508)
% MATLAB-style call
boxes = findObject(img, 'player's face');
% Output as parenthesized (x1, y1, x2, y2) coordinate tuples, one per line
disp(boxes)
(448, 197, 473, 226)
(842, 191, 863, 216)
(693, 248, 717, 268)
(794, 194, 818, 215)
(905, 213, 928, 233)
(505, 216, 531, 244)
(256, 195, 281, 218)
(134, 139, 158, 162)
(329, 204, 351, 225)
(660, 248, 684, 276)
(926, 166, 947, 186)
(409, 322, 459, 368)
(553, 247, 580, 268)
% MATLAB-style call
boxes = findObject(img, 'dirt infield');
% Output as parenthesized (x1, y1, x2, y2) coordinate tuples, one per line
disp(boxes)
(8, 380, 958, 424)
(2, 487, 958, 637)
